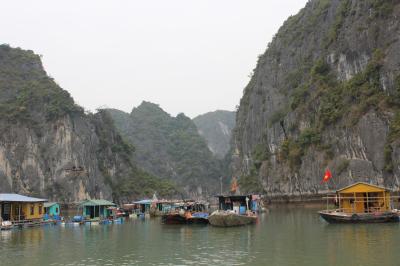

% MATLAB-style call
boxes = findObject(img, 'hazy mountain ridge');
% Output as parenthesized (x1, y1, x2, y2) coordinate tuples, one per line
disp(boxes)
(107, 102, 227, 197)
(233, 0, 400, 195)
(193, 110, 235, 159)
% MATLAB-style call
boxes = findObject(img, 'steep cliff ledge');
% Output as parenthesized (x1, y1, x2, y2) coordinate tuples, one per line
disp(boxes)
(233, 0, 400, 195)
(0, 45, 175, 202)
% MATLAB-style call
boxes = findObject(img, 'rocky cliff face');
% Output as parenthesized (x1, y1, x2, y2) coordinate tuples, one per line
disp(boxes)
(0, 45, 175, 202)
(107, 103, 225, 198)
(193, 110, 235, 159)
(233, 0, 400, 195)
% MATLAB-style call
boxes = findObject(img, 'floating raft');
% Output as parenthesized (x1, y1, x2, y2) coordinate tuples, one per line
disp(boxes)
(208, 211, 257, 227)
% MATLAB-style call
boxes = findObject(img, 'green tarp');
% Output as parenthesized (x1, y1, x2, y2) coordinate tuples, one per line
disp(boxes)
(79, 199, 116, 207)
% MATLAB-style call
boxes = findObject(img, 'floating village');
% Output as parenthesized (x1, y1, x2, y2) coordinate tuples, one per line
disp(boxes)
(2, 177, 400, 231)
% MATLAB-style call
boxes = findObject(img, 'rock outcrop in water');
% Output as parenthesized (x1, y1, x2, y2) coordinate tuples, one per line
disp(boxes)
(233, 0, 400, 195)
(0, 45, 176, 202)
(193, 110, 235, 159)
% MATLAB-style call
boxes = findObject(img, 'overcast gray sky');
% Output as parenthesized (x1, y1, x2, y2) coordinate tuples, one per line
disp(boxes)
(1, 0, 308, 118)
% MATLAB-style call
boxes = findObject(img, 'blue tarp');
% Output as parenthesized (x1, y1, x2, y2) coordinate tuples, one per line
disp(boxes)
(192, 212, 208, 218)
(72, 216, 83, 222)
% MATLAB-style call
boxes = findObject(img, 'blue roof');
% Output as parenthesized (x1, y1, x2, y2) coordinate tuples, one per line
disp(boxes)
(133, 199, 153, 205)
(0, 193, 47, 202)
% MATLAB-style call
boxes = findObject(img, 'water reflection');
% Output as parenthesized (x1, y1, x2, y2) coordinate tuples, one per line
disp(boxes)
(0, 208, 400, 265)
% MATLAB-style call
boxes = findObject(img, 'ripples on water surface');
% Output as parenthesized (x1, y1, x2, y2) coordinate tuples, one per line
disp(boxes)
(1, 205, 400, 266)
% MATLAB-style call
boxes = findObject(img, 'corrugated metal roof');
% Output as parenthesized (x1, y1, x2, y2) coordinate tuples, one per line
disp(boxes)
(133, 199, 153, 205)
(44, 202, 59, 208)
(79, 199, 116, 206)
(0, 193, 47, 202)
(337, 182, 389, 192)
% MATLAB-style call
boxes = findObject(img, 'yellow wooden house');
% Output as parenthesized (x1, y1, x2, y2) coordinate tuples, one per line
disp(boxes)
(337, 182, 391, 213)
(0, 194, 47, 222)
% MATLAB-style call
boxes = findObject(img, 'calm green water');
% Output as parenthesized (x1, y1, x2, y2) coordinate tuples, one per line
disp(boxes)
(1, 206, 399, 266)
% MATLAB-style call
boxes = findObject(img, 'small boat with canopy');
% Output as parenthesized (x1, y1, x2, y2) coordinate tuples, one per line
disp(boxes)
(161, 201, 209, 225)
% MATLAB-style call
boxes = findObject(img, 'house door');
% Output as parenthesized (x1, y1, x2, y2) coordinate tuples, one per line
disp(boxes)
(1, 203, 11, 220)
(355, 193, 365, 213)
(89, 206, 95, 219)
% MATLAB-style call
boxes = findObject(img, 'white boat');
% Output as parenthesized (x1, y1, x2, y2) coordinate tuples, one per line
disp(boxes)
(0, 221, 13, 230)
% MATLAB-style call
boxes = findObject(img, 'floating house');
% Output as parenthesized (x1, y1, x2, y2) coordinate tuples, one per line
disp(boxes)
(336, 182, 390, 213)
(216, 195, 257, 215)
(208, 195, 258, 227)
(0, 194, 47, 223)
(44, 202, 60, 219)
(79, 199, 116, 220)
(319, 182, 398, 223)
(133, 199, 152, 214)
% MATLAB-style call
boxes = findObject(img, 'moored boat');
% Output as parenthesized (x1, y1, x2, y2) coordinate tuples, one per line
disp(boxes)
(162, 212, 187, 224)
(208, 195, 259, 227)
(318, 209, 399, 223)
(187, 212, 209, 224)
(319, 182, 400, 224)
(162, 201, 210, 224)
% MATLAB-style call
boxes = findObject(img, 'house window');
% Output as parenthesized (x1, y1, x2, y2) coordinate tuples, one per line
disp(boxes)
(56, 207, 59, 214)
(30, 205, 34, 215)
(39, 204, 42, 215)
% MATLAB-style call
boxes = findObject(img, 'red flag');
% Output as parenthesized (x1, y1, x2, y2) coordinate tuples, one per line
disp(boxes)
(231, 177, 238, 193)
(321, 169, 332, 183)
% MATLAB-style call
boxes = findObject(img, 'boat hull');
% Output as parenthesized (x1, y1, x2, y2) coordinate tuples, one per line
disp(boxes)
(208, 211, 257, 227)
(319, 211, 400, 224)
(186, 217, 209, 224)
(162, 214, 187, 224)
(162, 212, 210, 225)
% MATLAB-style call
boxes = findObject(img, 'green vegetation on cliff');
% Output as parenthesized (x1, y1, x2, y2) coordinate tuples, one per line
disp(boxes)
(0, 44, 176, 202)
(107, 102, 225, 197)
(0, 45, 83, 124)
(234, 0, 400, 193)
(93, 110, 177, 201)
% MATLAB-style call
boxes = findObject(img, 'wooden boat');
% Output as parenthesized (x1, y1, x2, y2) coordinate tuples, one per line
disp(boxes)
(208, 195, 259, 227)
(318, 210, 399, 223)
(319, 182, 400, 224)
(162, 213, 187, 224)
(162, 212, 210, 225)
(186, 212, 209, 224)
(162, 201, 210, 224)
(208, 210, 257, 227)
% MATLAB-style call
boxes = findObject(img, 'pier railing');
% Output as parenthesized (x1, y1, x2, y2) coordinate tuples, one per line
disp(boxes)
(322, 195, 400, 213)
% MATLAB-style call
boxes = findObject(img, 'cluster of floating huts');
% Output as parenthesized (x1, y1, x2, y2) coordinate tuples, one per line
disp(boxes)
(2, 181, 399, 231)
(0, 194, 125, 230)
(0, 192, 264, 230)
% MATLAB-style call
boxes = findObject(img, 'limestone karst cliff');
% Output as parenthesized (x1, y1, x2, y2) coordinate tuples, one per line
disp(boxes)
(233, 0, 400, 195)
(193, 110, 235, 159)
(0, 45, 175, 202)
